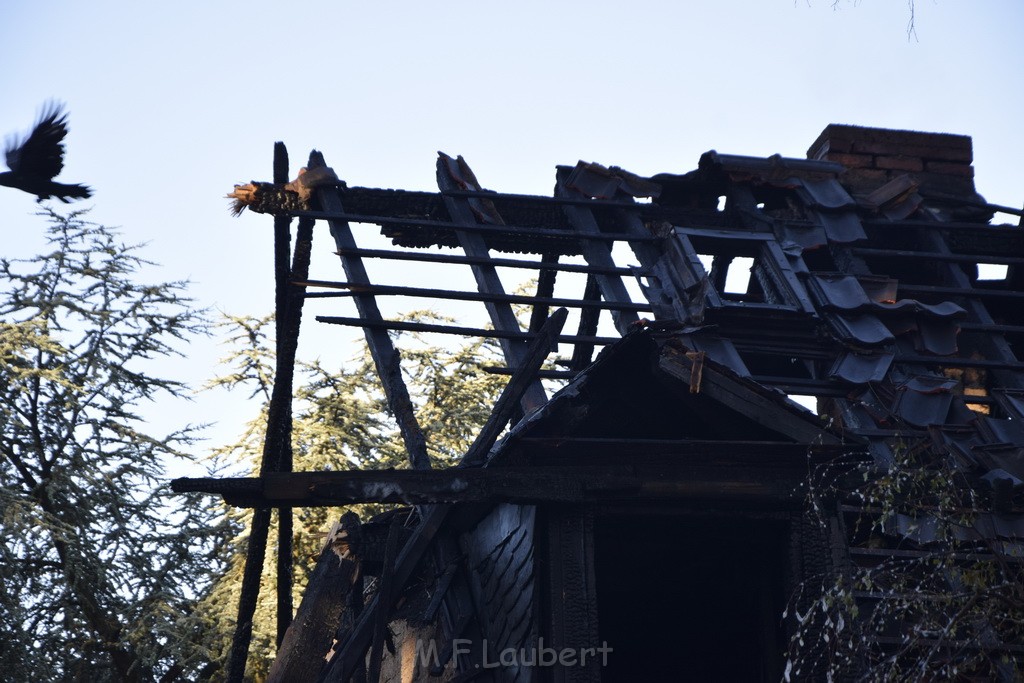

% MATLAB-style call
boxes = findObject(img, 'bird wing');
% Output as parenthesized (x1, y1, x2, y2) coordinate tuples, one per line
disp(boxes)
(4, 102, 69, 180)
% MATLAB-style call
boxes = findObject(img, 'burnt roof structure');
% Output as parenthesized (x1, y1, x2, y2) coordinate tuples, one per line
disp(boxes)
(180, 124, 1024, 681)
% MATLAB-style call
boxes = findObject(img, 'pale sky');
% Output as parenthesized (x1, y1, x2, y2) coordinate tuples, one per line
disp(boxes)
(2, 1, 1022, 459)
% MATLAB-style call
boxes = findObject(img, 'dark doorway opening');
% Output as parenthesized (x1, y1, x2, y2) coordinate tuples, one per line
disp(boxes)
(594, 515, 787, 682)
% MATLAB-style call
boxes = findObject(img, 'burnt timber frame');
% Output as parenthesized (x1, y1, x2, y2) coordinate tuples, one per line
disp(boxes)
(190, 138, 1024, 681)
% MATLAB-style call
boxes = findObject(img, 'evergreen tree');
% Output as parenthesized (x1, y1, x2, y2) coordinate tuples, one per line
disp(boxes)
(0, 211, 230, 681)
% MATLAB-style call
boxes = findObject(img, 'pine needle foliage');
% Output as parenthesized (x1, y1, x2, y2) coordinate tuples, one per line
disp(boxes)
(0, 211, 232, 681)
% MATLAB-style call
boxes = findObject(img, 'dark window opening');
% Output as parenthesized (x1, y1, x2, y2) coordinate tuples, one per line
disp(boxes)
(741, 352, 815, 381)
(800, 247, 836, 273)
(594, 515, 787, 682)
(859, 253, 946, 287)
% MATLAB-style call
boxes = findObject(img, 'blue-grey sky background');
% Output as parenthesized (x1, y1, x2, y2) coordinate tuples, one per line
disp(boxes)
(2, 1, 1022, 461)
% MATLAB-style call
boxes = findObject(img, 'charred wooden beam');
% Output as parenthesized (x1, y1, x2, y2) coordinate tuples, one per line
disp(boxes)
(289, 209, 658, 243)
(528, 251, 560, 335)
(862, 219, 1024, 232)
(570, 275, 602, 373)
(272, 142, 295, 650)
(511, 436, 855, 462)
(658, 345, 843, 445)
(172, 464, 815, 508)
(898, 283, 1024, 301)
(440, 187, 639, 209)
(333, 246, 642, 276)
(366, 522, 401, 683)
(556, 168, 641, 335)
(437, 154, 547, 411)
(482, 366, 575, 379)
(317, 315, 615, 345)
(315, 162, 431, 471)
(896, 355, 1024, 371)
(915, 189, 1024, 217)
(227, 145, 314, 683)
(853, 246, 1024, 266)
(462, 307, 568, 466)
(544, 508, 601, 683)
(267, 516, 360, 683)
(298, 279, 651, 312)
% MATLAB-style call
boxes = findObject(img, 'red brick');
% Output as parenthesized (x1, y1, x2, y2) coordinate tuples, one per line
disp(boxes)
(914, 171, 976, 196)
(875, 155, 924, 172)
(852, 140, 973, 163)
(808, 124, 972, 163)
(838, 168, 889, 193)
(823, 152, 874, 169)
(925, 161, 974, 177)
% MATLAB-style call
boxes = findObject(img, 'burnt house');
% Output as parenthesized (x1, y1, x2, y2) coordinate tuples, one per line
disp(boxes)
(177, 124, 1024, 681)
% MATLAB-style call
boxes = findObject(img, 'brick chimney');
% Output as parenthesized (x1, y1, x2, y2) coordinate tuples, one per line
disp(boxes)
(807, 124, 976, 198)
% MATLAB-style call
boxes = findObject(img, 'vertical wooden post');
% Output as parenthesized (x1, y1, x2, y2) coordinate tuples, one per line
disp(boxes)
(274, 143, 295, 648)
(227, 145, 314, 683)
(544, 507, 602, 683)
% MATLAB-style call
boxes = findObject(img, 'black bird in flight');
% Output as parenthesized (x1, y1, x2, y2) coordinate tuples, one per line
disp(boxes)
(1, 103, 91, 202)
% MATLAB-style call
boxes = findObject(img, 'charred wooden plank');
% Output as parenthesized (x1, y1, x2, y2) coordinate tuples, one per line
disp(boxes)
(570, 275, 602, 373)
(267, 517, 359, 683)
(461, 307, 568, 467)
(544, 508, 601, 683)
(658, 344, 843, 445)
(853, 246, 1024, 266)
(272, 142, 295, 649)
(317, 315, 614, 345)
(173, 464, 813, 507)
(366, 522, 402, 683)
(315, 159, 431, 471)
(298, 279, 651, 312)
(290, 208, 659, 246)
(227, 146, 315, 683)
(528, 251, 560, 335)
(897, 283, 1024, 301)
(333, 246, 641, 276)
(437, 154, 547, 411)
(556, 167, 641, 335)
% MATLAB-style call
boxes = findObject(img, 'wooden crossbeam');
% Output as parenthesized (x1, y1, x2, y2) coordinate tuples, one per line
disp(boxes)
(297, 279, 651, 312)
(439, 187, 639, 209)
(333, 246, 642, 276)
(173, 464, 819, 507)
(317, 314, 615, 345)
(290, 209, 660, 243)
(853, 246, 1024, 266)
